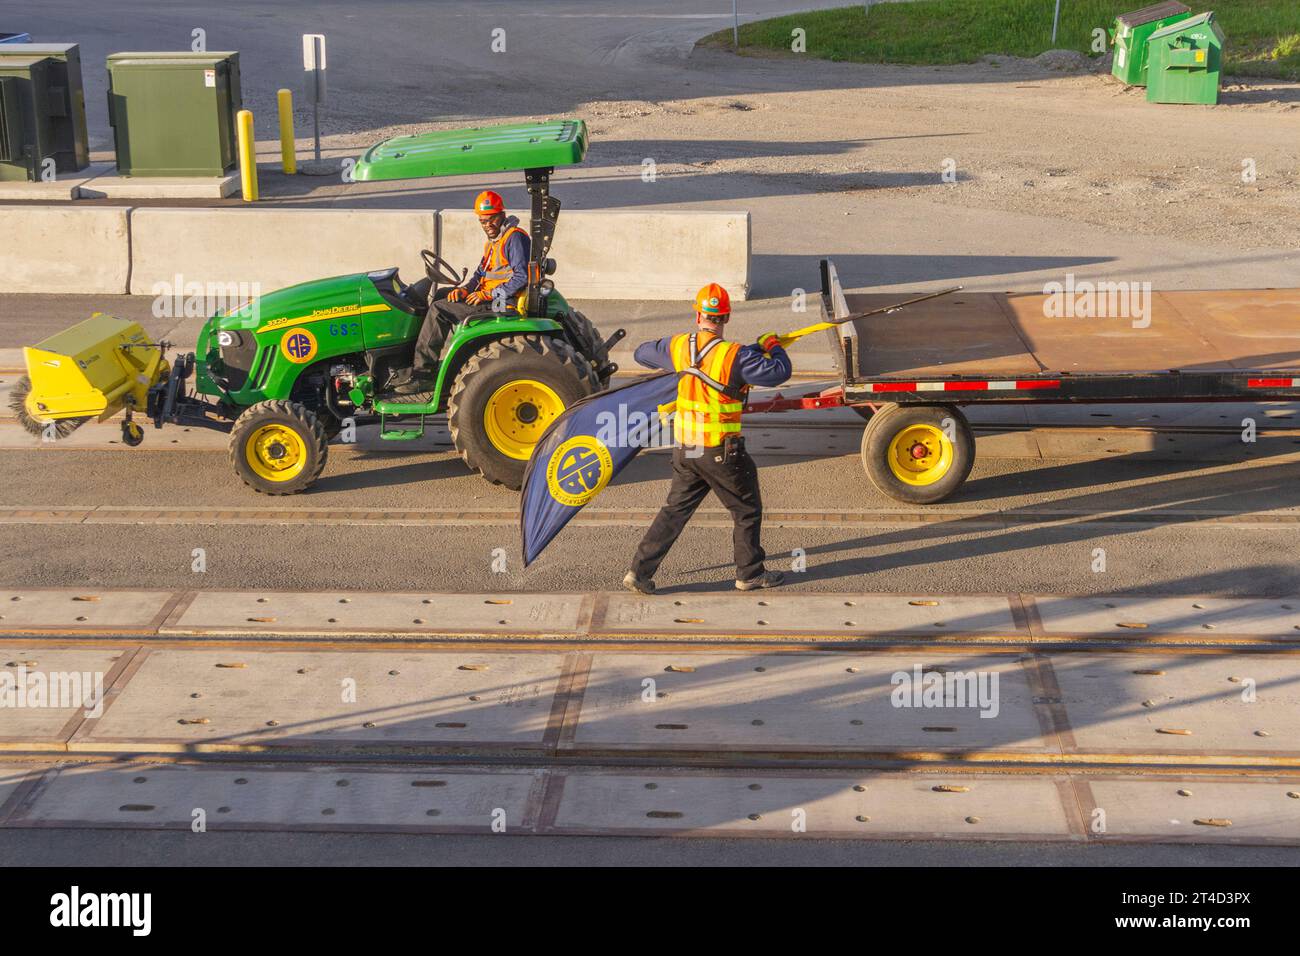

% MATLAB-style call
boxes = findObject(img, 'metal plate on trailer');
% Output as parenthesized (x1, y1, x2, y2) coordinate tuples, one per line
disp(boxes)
(12, 763, 542, 832)
(844, 293, 1041, 379)
(1158, 290, 1300, 371)
(568, 652, 1048, 753)
(1034, 596, 1300, 638)
(600, 593, 1020, 636)
(166, 590, 584, 635)
(1049, 653, 1300, 755)
(78, 648, 566, 751)
(1084, 777, 1300, 842)
(0, 648, 132, 745)
(550, 770, 1076, 838)
(1003, 291, 1235, 374)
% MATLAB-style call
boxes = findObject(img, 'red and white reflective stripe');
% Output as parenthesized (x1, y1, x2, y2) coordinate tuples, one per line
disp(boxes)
(1247, 377, 1300, 389)
(866, 379, 1061, 393)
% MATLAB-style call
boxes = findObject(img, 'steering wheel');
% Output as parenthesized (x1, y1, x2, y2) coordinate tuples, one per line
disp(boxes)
(421, 249, 464, 287)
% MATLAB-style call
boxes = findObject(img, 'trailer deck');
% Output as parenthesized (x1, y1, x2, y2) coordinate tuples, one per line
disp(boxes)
(825, 264, 1300, 403)
(746, 260, 1300, 504)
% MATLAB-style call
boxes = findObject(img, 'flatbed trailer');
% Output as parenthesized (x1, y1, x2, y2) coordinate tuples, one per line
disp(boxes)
(745, 259, 1300, 503)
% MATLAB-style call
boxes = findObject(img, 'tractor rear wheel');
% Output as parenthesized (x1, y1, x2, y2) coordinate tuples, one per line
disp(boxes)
(229, 400, 329, 495)
(448, 334, 590, 489)
(567, 309, 612, 389)
(10, 376, 90, 439)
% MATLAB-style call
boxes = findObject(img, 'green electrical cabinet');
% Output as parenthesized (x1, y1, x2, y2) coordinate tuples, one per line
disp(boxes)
(0, 43, 90, 171)
(1111, 2, 1192, 86)
(0, 55, 55, 181)
(106, 51, 241, 176)
(1146, 12, 1226, 105)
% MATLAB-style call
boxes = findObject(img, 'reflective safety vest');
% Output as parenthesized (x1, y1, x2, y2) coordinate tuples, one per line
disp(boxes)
(477, 225, 527, 295)
(670, 331, 745, 447)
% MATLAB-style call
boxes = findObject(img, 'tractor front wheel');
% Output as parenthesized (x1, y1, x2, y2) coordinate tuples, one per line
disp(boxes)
(448, 335, 590, 489)
(229, 400, 329, 495)
(860, 403, 974, 504)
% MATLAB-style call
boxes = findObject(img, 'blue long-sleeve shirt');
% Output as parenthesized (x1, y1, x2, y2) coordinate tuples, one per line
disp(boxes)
(464, 216, 531, 298)
(634, 333, 792, 389)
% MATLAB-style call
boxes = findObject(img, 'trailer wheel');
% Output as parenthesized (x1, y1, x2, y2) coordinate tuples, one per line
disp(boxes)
(229, 400, 329, 495)
(860, 403, 974, 504)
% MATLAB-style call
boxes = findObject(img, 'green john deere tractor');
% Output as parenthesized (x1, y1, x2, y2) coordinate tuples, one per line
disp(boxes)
(14, 119, 623, 494)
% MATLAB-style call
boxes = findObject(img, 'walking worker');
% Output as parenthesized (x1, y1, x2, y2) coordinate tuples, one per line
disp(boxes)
(623, 283, 792, 594)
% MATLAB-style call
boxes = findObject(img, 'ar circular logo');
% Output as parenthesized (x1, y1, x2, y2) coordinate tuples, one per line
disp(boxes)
(280, 328, 318, 364)
(546, 435, 613, 507)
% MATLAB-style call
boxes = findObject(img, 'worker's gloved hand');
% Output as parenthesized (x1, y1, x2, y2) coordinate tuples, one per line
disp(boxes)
(757, 332, 782, 354)
(465, 290, 491, 306)
(446, 287, 467, 303)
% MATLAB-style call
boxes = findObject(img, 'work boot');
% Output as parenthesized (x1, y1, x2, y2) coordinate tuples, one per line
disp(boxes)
(390, 372, 434, 395)
(622, 570, 656, 595)
(736, 570, 784, 591)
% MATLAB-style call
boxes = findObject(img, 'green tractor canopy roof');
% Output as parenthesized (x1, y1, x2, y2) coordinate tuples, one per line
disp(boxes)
(351, 119, 588, 182)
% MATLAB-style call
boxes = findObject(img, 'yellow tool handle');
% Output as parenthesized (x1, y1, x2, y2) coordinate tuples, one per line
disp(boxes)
(775, 321, 835, 347)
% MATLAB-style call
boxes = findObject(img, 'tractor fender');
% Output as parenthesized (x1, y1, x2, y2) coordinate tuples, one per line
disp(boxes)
(431, 317, 563, 411)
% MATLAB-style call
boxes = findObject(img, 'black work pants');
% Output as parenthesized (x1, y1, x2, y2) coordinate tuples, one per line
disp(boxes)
(414, 298, 489, 370)
(632, 437, 766, 583)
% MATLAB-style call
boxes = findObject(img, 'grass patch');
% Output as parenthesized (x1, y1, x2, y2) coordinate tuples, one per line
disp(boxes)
(700, 1, 1300, 81)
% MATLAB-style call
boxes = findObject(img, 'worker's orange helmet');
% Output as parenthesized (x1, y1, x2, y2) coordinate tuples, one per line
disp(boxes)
(694, 283, 731, 319)
(473, 190, 505, 217)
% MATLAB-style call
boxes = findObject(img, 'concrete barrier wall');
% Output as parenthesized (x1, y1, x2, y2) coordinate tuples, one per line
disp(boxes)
(0, 207, 131, 294)
(128, 208, 437, 295)
(439, 209, 751, 301)
(4, 206, 750, 300)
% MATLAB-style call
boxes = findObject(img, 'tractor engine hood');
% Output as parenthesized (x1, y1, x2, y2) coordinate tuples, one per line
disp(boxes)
(196, 272, 372, 397)
(209, 272, 369, 337)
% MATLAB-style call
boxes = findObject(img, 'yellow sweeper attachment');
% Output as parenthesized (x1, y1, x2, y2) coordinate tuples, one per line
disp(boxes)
(12, 314, 167, 440)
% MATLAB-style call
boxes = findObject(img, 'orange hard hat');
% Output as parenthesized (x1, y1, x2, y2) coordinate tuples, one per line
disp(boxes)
(473, 190, 505, 217)
(694, 283, 731, 319)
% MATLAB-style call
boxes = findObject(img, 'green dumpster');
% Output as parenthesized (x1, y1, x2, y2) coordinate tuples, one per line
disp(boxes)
(106, 51, 241, 176)
(1111, 2, 1192, 87)
(1146, 12, 1225, 105)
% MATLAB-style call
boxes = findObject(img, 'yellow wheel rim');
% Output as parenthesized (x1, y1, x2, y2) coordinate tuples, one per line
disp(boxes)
(245, 424, 308, 482)
(483, 379, 565, 460)
(886, 423, 953, 486)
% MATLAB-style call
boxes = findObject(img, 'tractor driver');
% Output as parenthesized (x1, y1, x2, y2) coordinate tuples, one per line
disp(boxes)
(393, 190, 531, 393)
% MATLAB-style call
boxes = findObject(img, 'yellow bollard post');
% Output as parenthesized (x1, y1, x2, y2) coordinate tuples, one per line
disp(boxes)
(276, 89, 296, 175)
(236, 108, 258, 202)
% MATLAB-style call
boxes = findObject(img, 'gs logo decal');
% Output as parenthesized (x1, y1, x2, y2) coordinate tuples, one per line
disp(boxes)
(280, 329, 318, 364)
(546, 435, 613, 507)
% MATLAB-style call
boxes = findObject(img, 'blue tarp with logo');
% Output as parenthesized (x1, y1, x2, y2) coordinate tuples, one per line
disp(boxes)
(521, 371, 680, 566)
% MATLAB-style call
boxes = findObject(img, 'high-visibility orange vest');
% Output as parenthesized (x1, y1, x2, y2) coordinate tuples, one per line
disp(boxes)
(478, 225, 527, 294)
(670, 331, 745, 447)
